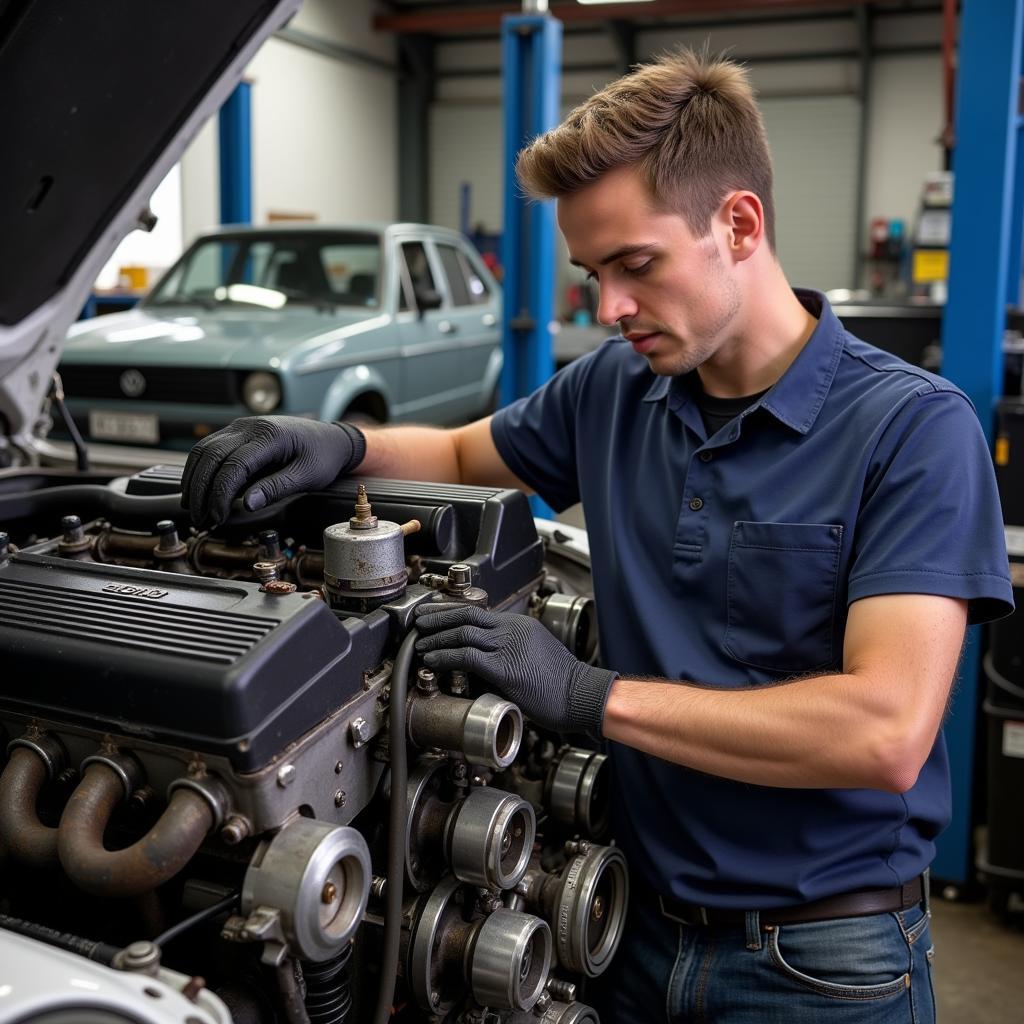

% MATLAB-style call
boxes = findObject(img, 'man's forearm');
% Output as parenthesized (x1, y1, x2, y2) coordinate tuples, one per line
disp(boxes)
(359, 425, 463, 482)
(602, 672, 925, 793)
(358, 417, 529, 491)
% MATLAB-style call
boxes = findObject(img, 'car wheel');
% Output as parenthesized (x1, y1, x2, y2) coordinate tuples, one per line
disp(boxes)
(342, 410, 383, 428)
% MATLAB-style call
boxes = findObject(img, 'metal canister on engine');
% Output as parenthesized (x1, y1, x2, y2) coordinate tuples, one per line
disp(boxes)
(322, 485, 420, 612)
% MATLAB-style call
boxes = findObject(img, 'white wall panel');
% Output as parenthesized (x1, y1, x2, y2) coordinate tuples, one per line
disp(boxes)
(760, 95, 860, 290)
(430, 104, 504, 234)
(863, 53, 944, 250)
(246, 37, 397, 224)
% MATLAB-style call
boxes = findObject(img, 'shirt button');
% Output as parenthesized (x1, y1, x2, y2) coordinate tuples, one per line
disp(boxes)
(699, 451, 713, 463)
(689, 497, 704, 511)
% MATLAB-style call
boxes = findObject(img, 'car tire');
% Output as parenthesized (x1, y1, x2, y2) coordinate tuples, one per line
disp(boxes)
(342, 410, 383, 428)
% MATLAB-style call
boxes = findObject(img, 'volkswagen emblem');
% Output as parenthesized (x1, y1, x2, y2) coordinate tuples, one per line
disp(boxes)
(119, 369, 146, 398)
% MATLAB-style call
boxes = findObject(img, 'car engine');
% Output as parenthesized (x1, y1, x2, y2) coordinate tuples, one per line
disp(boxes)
(0, 467, 626, 1024)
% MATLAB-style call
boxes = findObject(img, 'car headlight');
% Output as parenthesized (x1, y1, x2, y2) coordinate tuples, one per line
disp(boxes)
(243, 372, 282, 413)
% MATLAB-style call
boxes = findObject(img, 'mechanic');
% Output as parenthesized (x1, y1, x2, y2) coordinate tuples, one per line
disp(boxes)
(182, 49, 1013, 1024)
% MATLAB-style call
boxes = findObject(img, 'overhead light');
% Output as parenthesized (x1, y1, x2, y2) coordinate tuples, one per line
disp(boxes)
(576, 0, 655, 5)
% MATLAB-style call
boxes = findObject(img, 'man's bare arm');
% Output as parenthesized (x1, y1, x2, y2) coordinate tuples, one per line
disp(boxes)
(358, 416, 530, 491)
(602, 593, 967, 792)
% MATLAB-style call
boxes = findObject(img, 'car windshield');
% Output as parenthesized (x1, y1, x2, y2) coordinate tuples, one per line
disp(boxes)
(145, 232, 382, 310)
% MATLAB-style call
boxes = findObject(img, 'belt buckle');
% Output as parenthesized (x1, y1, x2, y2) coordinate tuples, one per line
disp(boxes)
(659, 895, 708, 926)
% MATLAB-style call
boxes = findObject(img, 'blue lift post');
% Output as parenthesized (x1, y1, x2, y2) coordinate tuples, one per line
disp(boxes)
(935, 0, 1024, 887)
(218, 82, 253, 226)
(500, 12, 562, 518)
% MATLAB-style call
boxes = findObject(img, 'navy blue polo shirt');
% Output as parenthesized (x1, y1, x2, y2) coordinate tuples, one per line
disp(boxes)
(491, 289, 1013, 908)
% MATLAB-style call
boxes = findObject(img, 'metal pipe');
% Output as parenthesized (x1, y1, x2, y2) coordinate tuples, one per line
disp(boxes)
(0, 747, 60, 865)
(58, 763, 214, 897)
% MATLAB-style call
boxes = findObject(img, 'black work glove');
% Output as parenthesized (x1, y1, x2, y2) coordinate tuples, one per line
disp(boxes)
(180, 416, 366, 528)
(414, 603, 618, 739)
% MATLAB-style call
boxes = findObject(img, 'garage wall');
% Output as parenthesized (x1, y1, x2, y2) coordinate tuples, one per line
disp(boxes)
(180, 0, 397, 246)
(429, 10, 945, 301)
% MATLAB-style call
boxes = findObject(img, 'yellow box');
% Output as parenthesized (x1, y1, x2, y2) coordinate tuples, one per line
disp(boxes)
(118, 265, 149, 290)
(912, 249, 949, 284)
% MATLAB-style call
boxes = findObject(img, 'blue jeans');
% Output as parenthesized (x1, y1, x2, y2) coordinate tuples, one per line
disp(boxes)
(587, 886, 936, 1023)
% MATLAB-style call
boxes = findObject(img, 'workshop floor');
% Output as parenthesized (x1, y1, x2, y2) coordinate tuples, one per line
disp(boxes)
(931, 897, 1024, 1022)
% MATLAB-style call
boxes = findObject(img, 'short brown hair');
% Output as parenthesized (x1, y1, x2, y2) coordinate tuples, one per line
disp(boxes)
(516, 48, 776, 249)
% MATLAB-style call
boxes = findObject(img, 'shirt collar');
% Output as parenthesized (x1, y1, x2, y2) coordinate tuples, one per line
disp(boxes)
(640, 289, 845, 435)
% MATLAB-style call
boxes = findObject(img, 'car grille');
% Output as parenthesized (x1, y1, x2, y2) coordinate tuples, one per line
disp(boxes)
(58, 365, 238, 405)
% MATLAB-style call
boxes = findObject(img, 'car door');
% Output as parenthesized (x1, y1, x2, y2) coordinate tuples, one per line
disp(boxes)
(431, 240, 500, 420)
(394, 237, 463, 423)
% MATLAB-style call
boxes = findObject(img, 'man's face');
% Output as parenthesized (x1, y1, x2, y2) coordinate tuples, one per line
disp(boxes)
(557, 165, 742, 377)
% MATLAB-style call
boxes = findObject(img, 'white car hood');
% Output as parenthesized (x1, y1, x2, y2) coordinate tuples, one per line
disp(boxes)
(0, 0, 302, 464)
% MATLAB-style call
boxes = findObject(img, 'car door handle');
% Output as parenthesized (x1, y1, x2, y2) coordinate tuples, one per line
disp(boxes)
(438, 320, 457, 334)
(481, 313, 496, 327)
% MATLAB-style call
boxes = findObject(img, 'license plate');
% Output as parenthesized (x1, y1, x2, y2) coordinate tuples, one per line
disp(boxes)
(88, 410, 159, 444)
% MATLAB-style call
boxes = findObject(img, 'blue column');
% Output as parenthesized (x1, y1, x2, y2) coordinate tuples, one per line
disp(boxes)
(934, 0, 1024, 886)
(500, 13, 562, 518)
(218, 81, 252, 226)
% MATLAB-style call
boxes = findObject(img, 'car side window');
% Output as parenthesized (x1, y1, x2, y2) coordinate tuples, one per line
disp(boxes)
(436, 245, 473, 307)
(457, 249, 491, 304)
(401, 242, 438, 311)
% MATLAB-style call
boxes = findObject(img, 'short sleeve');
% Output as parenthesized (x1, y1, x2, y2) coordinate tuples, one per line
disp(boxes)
(490, 355, 593, 513)
(847, 387, 1014, 624)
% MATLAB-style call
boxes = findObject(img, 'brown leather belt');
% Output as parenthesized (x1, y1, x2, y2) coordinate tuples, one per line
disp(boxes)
(657, 875, 925, 928)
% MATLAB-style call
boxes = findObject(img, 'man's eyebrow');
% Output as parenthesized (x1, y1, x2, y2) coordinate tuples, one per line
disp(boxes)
(568, 243, 658, 269)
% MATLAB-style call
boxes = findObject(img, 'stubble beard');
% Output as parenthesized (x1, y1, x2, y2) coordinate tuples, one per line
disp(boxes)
(645, 273, 743, 378)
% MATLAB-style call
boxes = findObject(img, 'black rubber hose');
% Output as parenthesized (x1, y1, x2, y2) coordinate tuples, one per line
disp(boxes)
(50, 374, 89, 472)
(153, 890, 240, 948)
(0, 913, 120, 964)
(371, 627, 418, 1024)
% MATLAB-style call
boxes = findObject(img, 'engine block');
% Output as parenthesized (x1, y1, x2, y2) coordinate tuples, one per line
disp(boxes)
(0, 466, 626, 1024)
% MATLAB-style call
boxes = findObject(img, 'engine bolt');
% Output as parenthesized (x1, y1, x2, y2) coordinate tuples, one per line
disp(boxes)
(258, 529, 283, 559)
(449, 670, 468, 695)
(276, 764, 296, 788)
(334, 760, 344, 774)
(446, 563, 473, 593)
(61, 515, 84, 542)
(221, 816, 250, 845)
(546, 978, 576, 1003)
(181, 976, 205, 1003)
(321, 883, 338, 905)
(334, 789, 347, 808)
(118, 940, 161, 974)
(253, 561, 279, 584)
(416, 668, 438, 693)
(350, 717, 371, 748)
(129, 784, 155, 813)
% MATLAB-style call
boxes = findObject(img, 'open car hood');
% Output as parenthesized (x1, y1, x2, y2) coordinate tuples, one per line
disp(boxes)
(0, 0, 302, 466)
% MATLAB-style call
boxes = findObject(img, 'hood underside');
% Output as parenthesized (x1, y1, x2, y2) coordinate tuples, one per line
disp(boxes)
(0, 0, 302, 462)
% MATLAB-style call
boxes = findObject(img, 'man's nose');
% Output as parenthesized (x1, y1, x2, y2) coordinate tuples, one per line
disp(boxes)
(596, 281, 637, 328)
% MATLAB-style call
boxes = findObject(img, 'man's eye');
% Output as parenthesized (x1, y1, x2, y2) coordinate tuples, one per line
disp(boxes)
(624, 261, 651, 276)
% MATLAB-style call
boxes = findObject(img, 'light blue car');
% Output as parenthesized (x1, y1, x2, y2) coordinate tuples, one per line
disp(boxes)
(58, 223, 503, 450)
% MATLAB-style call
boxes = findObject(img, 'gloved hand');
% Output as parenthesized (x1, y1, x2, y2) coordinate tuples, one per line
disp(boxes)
(180, 416, 366, 528)
(413, 603, 617, 738)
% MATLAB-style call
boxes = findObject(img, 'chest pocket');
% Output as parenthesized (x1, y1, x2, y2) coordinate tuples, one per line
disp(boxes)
(724, 521, 843, 673)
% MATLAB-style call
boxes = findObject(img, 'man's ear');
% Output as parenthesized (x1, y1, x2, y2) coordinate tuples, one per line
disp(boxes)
(721, 191, 764, 262)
